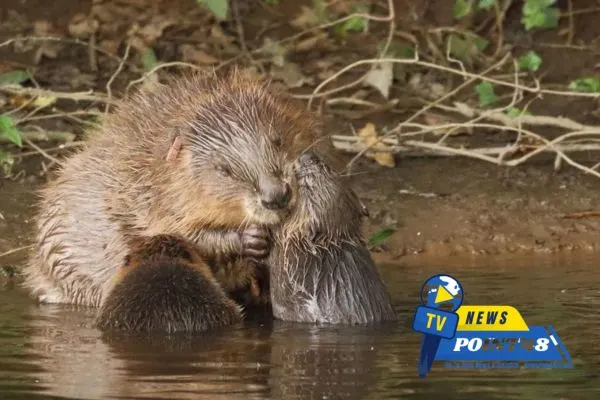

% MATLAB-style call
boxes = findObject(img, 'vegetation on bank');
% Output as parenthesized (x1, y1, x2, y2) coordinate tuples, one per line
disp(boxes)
(1, 0, 599, 181)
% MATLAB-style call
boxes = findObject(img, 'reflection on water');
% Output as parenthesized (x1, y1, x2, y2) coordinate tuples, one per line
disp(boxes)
(1, 254, 599, 400)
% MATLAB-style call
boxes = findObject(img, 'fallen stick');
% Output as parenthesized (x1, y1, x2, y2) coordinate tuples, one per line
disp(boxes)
(560, 211, 600, 219)
(0, 130, 76, 144)
(331, 134, 600, 158)
(0, 85, 112, 104)
(448, 102, 600, 132)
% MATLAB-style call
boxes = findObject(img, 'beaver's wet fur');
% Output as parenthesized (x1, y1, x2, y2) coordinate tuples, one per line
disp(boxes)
(95, 234, 242, 333)
(23, 68, 320, 308)
(268, 151, 396, 325)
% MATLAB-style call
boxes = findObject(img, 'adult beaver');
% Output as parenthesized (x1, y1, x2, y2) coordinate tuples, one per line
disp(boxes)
(268, 151, 396, 325)
(23, 68, 320, 308)
(96, 234, 242, 333)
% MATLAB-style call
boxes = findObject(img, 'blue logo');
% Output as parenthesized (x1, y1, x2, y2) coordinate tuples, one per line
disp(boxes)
(412, 274, 573, 378)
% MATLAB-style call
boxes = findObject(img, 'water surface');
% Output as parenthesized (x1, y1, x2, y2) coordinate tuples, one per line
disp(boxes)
(1, 254, 599, 400)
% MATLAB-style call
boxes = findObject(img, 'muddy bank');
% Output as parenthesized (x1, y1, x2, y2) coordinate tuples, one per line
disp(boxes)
(338, 153, 600, 259)
(2, 151, 600, 276)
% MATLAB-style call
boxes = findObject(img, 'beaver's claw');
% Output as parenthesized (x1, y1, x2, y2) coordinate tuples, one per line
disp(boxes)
(240, 225, 271, 258)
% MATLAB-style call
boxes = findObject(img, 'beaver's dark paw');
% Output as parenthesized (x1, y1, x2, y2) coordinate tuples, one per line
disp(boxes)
(240, 225, 271, 258)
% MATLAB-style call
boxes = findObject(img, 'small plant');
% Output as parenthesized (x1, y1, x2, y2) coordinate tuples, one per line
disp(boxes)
(453, 0, 471, 19)
(141, 48, 159, 72)
(506, 107, 531, 118)
(367, 228, 396, 247)
(518, 50, 543, 72)
(334, 3, 369, 37)
(453, 0, 559, 31)
(521, 0, 559, 31)
(453, 0, 498, 19)
(0, 115, 22, 147)
(474, 81, 498, 107)
(568, 77, 600, 93)
(0, 114, 23, 176)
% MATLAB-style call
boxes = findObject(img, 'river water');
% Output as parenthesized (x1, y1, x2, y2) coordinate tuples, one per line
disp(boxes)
(1, 253, 598, 400)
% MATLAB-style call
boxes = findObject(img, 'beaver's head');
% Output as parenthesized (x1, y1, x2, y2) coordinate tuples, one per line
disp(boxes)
(283, 151, 368, 243)
(179, 77, 318, 227)
(187, 124, 294, 225)
(269, 152, 396, 325)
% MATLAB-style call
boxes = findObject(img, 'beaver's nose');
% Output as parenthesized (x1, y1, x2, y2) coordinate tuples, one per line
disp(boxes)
(260, 181, 292, 210)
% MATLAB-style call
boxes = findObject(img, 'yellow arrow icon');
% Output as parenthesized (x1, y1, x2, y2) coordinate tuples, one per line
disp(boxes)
(434, 284, 454, 304)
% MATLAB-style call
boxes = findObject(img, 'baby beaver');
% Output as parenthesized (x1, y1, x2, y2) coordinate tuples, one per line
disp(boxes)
(268, 151, 396, 325)
(95, 234, 242, 333)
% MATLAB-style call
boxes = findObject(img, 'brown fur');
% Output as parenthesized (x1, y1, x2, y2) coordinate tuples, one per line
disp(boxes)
(268, 151, 396, 324)
(23, 68, 321, 308)
(95, 234, 242, 333)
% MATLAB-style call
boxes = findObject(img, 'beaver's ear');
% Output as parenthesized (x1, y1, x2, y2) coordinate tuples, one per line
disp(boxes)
(166, 134, 183, 162)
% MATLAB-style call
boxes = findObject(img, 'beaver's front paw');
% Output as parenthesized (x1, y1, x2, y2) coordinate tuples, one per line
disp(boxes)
(240, 225, 271, 258)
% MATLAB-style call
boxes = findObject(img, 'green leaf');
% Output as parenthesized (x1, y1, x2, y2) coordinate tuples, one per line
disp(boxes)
(453, 0, 472, 19)
(518, 50, 542, 72)
(478, 0, 496, 10)
(0, 115, 22, 147)
(506, 107, 531, 118)
(197, 0, 228, 20)
(568, 77, 600, 93)
(340, 15, 367, 33)
(521, 4, 559, 30)
(335, 3, 369, 36)
(0, 70, 31, 86)
(141, 47, 158, 72)
(475, 81, 498, 107)
(523, 0, 556, 15)
(367, 228, 396, 246)
(0, 150, 14, 176)
(506, 107, 521, 118)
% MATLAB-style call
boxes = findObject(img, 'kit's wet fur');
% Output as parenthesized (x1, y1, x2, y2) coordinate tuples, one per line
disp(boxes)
(268, 151, 396, 324)
(23, 68, 319, 308)
(95, 235, 242, 333)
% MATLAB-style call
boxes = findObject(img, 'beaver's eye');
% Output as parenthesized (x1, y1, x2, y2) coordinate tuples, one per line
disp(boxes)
(272, 136, 282, 147)
(215, 164, 232, 177)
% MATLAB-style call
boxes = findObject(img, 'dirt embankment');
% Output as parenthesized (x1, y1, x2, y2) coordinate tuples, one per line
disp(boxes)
(3, 150, 600, 277)
(337, 153, 600, 259)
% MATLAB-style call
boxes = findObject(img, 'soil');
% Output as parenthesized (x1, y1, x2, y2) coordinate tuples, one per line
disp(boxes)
(1, 0, 600, 272)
